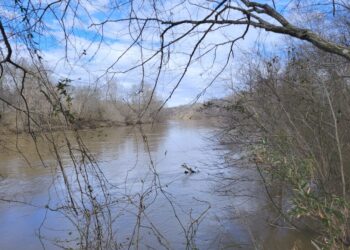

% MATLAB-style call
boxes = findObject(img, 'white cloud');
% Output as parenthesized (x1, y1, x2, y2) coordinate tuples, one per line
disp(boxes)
(9, 0, 286, 106)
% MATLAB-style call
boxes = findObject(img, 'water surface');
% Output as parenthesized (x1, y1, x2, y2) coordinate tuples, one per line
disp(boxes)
(0, 121, 313, 249)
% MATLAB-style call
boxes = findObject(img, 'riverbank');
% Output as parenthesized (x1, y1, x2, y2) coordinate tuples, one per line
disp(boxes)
(0, 102, 218, 135)
(0, 114, 166, 134)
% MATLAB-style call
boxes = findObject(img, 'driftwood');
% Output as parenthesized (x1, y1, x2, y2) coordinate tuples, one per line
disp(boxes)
(181, 163, 197, 174)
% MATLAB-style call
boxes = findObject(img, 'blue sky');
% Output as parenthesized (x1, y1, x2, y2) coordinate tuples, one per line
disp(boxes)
(0, 0, 288, 106)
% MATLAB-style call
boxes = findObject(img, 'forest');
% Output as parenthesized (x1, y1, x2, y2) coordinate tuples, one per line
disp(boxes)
(0, 0, 349, 249)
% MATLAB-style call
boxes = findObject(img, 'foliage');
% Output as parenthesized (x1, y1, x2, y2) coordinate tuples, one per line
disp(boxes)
(0, 0, 349, 248)
(212, 44, 350, 248)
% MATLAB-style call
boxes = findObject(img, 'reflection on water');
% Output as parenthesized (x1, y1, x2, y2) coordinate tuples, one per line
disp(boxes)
(0, 121, 313, 249)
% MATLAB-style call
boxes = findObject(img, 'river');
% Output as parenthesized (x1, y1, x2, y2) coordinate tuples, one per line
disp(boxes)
(0, 121, 314, 249)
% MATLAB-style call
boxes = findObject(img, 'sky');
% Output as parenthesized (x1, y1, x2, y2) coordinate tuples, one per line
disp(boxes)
(0, 0, 289, 107)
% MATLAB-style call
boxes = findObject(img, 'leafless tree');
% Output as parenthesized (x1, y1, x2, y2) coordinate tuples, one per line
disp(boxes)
(0, 0, 349, 249)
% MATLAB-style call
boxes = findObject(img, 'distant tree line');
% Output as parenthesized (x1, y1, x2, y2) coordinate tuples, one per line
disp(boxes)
(0, 63, 165, 132)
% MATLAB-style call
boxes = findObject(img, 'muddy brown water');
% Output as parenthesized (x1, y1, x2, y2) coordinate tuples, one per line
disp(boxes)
(0, 121, 314, 249)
